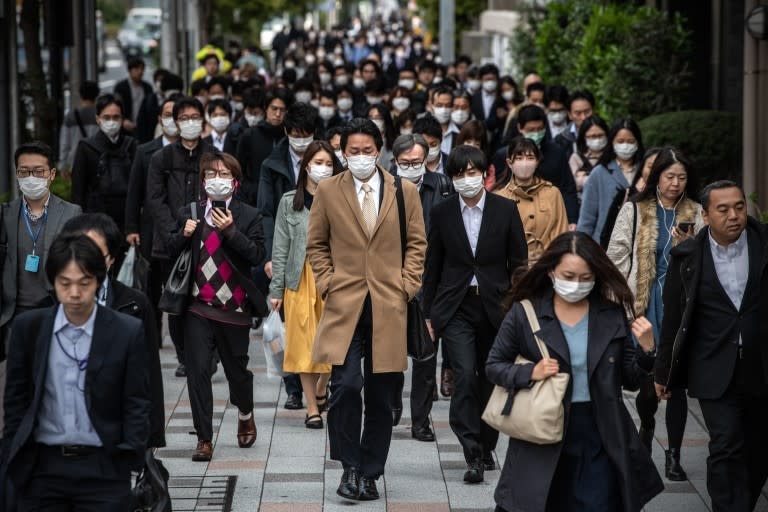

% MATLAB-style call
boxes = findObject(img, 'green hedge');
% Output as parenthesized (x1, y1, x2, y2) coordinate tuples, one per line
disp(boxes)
(638, 110, 742, 187)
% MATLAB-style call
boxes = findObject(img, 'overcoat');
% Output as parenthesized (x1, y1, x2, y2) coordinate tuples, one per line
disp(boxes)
(306, 168, 426, 372)
(486, 292, 664, 512)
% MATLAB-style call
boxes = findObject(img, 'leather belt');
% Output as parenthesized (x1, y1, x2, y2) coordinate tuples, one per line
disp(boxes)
(44, 444, 100, 457)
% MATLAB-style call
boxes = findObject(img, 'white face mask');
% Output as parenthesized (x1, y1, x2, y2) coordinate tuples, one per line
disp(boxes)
(18, 176, 50, 200)
(398, 78, 415, 90)
(366, 95, 382, 105)
(288, 135, 314, 153)
(467, 79, 481, 93)
(99, 120, 121, 138)
(614, 142, 638, 161)
(453, 175, 484, 198)
(392, 97, 411, 111)
(512, 161, 537, 181)
(451, 110, 469, 125)
(427, 145, 441, 163)
(337, 97, 353, 112)
(346, 154, 377, 180)
(161, 117, 179, 137)
(209, 94, 226, 101)
(371, 119, 386, 135)
(548, 110, 568, 125)
(482, 80, 497, 93)
(586, 137, 607, 152)
(433, 107, 452, 124)
(244, 114, 263, 127)
(353, 77, 366, 89)
(308, 164, 333, 183)
(179, 119, 203, 140)
(335, 75, 349, 87)
(397, 162, 425, 182)
(551, 276, 595, 303)
(319, 72, 332, 85)
(209, 115, 230, 133)
(295, 91, 313, 104)
(501, 91, 514, 102)
(318, 106, 335, 121)
(400, 127, 413, 135)
(232, 101, 244, 112)
(204, 177, 234, 200)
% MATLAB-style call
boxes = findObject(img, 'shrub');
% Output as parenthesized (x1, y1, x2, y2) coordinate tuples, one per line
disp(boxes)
(638, 110, 741, 187)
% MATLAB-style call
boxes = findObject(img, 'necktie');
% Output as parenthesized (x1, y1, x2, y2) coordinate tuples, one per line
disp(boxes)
(361, 183, 377, 235)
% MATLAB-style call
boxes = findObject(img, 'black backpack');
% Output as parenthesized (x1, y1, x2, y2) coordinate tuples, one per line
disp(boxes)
(84, 137, 133, 197)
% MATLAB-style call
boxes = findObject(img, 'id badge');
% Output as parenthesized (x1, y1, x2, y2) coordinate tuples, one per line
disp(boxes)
(25, 254, 40, 273)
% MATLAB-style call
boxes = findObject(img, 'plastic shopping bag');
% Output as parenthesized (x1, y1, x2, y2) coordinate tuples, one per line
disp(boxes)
(117, 246, 136, 287)
(262, 309, 286, 378)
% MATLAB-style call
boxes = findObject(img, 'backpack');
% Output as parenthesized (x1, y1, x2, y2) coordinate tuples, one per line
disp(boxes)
(84, 137, 133, 197)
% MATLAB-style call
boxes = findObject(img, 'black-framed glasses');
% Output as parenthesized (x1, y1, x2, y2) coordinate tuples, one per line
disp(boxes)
(396, 160, 425, 169)
(203, 168, 233, 179)
(16, 167, 51, 178)
(178, 115, 203, 123)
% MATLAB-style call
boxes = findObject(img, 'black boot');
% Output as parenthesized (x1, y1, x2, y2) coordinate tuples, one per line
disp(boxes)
(638, 424, 654, 454)
(665, 449, 688, 481)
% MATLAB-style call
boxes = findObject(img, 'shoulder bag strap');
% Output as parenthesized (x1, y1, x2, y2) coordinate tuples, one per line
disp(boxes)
(394, 176, 406, 267)
(520, 299, 551, 359)
(73, 109, 87, 138)
(628, 202, 637, 276)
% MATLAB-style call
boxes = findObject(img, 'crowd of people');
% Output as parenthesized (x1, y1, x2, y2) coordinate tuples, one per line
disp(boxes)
(1, 17, 767, 512)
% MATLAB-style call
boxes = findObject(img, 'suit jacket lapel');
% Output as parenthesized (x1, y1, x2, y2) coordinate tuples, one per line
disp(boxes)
(42, 195, 63, 258)
(32, 308, 57, 406)
(475, 192, 494, 261)
(340, 171, 369, 237)
(370, 170, 395, 239)
(6, 199, 21, 274)
(85, 306, 112, 387)
(450, 197, 475, 260)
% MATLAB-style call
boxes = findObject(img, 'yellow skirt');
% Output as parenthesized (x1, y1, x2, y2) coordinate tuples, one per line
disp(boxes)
(283, 259, 332, 374)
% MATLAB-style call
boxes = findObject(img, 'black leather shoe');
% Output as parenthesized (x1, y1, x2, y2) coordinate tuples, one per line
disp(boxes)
(175, 363, 186, 377)
(358, 477, 379, 501)
(411, 425, 435, 442)
(284, 392, 303, 410)
(638, 425, 654, 454)
(665, 449, 688, 481)
(463, 458, 484, 483)
(392, 406, 403, 427)
(482, 454, 497, 471)
(336, 467, 359, 500)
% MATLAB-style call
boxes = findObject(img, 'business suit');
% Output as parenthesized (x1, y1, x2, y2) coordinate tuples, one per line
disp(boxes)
(0, 195, 81, 331)
(306, 168, 426, 478)
(202, 122, 243, 157)
(655, 219, 768, 511)
(113, 78, 154, 126)
(422, 192, 527, 463)
(2, 305, 150, 509)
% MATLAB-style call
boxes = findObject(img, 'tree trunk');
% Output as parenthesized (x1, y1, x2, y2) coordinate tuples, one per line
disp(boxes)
(20, 0, 54, 146)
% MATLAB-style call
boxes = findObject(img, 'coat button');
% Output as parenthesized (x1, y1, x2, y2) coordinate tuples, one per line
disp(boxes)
(608, 356, 615, 363)
(529, 214, 535, 219)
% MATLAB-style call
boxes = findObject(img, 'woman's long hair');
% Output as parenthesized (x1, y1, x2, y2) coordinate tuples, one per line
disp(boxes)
(505, 231, 635, 316)
(632, 147, 697, 205)
(293, 140, 345, 211)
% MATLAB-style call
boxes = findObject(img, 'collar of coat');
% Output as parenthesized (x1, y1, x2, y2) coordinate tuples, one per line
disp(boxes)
(634, 197, 700, 315)
(503, 176, 552, 200)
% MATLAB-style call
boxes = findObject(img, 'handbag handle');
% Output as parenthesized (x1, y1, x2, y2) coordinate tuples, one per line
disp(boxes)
(190, 201, 198, 221)
(520, 299, 552, 360)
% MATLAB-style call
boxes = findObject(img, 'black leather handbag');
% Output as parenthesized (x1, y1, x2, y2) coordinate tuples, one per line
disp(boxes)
(130, 450, 172, 512)
(394, 177, 436, 362)
(158, 202, 197, 315)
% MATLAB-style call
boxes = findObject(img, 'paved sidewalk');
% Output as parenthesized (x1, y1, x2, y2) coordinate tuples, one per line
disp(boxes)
(156, 327, 768, 512)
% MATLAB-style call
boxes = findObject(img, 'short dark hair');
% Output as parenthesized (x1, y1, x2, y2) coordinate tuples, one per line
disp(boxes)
(567, 90, 595, 111)
(412, 114, 442, 141)
(324, 125, 345, 142)
(160, 73, 184, 93)
(478, 63, 499, 79)
(700, 180, 744, 211)
(284, 102, 318, 134)
(265, 87, 293, 110)
(341, 118, 383, 152)
(206, 98, 233, 116)
(445, 144, 488, 178)
(546, 84, 569, 106)
(456, 120, 488, 153)
(46, 234, 108, 288)
(190, 79, 208, 96)
(95, 94, 125, 116)
(517, 104, 547, 128)
(418, 60, 437, 72)
(15, 141, 55, 169)
(61, 213, 123, 259)
(173, 96, 205, 120)
(199, 151, 243, 182)
(506, 135, 541, 160)
(79, 81, 100, 101)
(525, 82, 546, 98)
(319, 89, 337, 102)
(127, 56, 145, 71)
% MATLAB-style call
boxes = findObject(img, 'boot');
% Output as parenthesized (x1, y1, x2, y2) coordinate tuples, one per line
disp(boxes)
(665, 449, 688, 481)
(638, 424, 654, 454)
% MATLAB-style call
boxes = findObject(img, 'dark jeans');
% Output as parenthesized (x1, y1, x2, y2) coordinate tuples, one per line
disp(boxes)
(185, 312, 254, 441)
(698, 360, 768, 512)
(441, 290, 499, 462)
(635, 373, 688, 450)
(327, 297, 399, 479)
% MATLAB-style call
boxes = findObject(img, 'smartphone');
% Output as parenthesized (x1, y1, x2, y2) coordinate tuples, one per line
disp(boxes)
(677, 222, 694, 233)
(211, 200, 227, 214)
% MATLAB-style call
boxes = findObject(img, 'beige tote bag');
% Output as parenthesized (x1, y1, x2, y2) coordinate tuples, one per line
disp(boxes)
(482, 299, 570, 444)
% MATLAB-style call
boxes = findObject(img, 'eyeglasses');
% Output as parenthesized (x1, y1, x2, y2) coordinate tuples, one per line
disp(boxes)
(203, 169, 233, 179)
(16, 167, 51, 178)
(396, 160, 425, 169)
(177, 115, 203, 123)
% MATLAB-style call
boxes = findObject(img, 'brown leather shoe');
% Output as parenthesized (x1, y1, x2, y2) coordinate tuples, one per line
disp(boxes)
(440, 368, 455, 397)
(192, 440, 212, 461)
(237, 414, 257, 448)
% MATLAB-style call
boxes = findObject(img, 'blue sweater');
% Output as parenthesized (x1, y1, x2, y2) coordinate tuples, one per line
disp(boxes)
(577, 160, 630, 242)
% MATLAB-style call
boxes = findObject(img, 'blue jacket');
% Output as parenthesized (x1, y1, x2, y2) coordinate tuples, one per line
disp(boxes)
(577, 160, 630, 242)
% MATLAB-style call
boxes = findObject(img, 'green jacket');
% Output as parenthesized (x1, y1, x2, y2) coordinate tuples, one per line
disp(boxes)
(269, 191, 309, 299)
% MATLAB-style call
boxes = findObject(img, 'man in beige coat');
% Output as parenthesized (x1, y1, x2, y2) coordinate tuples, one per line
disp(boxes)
(307, 118, 426, 502)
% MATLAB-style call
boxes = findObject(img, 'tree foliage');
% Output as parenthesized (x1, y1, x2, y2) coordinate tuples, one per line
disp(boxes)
(416, 0, 487, 49)
(511, 0, 693, 122)
(207, 0, 317, 45)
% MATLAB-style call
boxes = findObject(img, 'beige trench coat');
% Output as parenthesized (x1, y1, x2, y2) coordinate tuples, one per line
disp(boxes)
(306, 168, 427, 372)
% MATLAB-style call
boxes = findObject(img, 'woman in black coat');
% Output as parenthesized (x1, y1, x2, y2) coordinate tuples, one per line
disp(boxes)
(486, 231, 663, 512)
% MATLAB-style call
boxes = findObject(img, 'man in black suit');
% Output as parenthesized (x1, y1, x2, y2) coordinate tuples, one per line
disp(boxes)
(470, 64, 506, 149)
(113, 56, 154, 136)
(422, 145, 527, 484)
(2, 234, 150, 510)
(655, 181, 768, 512)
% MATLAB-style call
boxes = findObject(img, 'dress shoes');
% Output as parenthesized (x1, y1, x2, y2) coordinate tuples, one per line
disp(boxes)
(392, 405, 403, 427)
(440, 368, 455, 397)
(482, 454, 497, 471)
(463, 458, 484, 483)
(358, 477, 380, 501)
(237, 414, 257, 448)
(192, 440, 212, 461)
(665, 449, 688, 481)
(284, 392, 303, 410)
(336, 467, 360, 500)
(175, 363, 186, 378)
(411, 425, 436, 442)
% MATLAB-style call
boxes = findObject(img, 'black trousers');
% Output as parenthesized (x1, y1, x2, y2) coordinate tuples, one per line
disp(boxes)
(410, 351, 437, 430)
(442, 290, 499, 462)
(328, 297, 399, 479)
(698, 360, 768, 512)
(635, 373, 688, 449)
(16, 446, 130, 511)
(157, 260, 186, 363)
(185, 312, 254, 441)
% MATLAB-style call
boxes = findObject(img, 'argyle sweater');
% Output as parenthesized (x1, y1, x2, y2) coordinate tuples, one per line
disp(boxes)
(189, 223, 251, 325)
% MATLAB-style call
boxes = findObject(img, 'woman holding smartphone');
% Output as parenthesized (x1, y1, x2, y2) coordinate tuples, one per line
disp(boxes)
(607, 147, 703, 480)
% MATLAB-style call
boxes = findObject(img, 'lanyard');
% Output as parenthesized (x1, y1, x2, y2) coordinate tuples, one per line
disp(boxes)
(21, 203, 47, 255)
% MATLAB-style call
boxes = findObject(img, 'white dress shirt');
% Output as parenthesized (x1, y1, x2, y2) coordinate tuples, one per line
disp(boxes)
(482, 92, 496, 119)
(709, 228, 749, 311)
(289, 147, 302, 184)
(212, 130, 227, 151)
(459, 191, 486, 286)
(353, 170, 382, 213)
